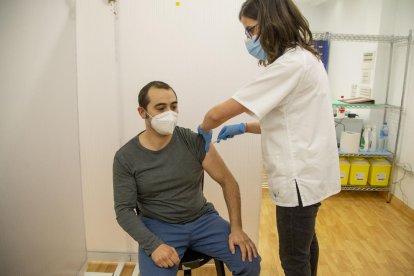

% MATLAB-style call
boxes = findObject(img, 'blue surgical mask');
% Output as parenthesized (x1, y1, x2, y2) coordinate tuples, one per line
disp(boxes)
(245, 35, 267, 60)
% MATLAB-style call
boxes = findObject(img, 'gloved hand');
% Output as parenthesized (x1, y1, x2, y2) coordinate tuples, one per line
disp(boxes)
(198, 125, 212, 152)
(217, 123, 246, 143)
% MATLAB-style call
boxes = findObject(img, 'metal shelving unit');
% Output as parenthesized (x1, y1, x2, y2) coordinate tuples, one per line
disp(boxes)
(318, 30, 412, 201)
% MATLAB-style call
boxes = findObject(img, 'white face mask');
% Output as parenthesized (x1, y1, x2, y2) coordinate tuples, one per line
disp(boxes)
(146, 110, 178, 135)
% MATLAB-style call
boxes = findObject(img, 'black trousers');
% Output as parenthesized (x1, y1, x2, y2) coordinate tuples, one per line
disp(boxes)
(276, 185, 321, 276)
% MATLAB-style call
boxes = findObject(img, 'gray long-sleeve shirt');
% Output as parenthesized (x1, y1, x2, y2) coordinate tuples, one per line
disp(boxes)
(113, 126, 215, 255)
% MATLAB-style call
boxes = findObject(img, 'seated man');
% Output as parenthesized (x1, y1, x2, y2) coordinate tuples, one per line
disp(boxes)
(113, 81, 261, 275)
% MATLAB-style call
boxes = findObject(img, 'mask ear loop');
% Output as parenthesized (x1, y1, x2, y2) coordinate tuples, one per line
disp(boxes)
(145, 111, 152, 120)
(144, 110, 158, 133)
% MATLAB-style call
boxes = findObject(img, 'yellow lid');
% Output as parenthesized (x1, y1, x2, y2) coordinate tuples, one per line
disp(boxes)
(339, 157, 349, 164)
(369, 158, 391, 166)
(350, 157, 369, 165)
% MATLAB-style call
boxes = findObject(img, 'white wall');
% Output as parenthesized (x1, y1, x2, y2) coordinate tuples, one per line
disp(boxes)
(77, 0, 263, 254)
(119, 0, 261, 248)
(300, 0, 386, 101)
(387, 0, 414, 208)
(0, 0, 86, 275)
(117, 0, 263, 249)
(76, 0, 129, 254)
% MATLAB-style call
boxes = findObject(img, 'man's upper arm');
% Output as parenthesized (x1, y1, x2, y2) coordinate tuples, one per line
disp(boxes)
(202, 144, 231, 185)
(177, 127, 230, 182)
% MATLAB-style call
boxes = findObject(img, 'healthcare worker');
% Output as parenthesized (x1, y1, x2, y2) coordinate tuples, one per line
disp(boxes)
(197, 0, 341, 275)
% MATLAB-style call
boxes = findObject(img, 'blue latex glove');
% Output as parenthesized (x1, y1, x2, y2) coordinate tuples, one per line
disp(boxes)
(217, 123, 246, 143)
(198, 125, 212, 152)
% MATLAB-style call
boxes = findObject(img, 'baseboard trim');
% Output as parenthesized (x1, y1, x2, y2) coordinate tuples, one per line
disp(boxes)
(77, 251, 216, 276)
(388, 193, 414, 214)
(87, 251, 138, 262)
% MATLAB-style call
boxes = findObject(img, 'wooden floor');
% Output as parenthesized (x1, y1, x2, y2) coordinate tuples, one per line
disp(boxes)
(88, 188, 414, 275)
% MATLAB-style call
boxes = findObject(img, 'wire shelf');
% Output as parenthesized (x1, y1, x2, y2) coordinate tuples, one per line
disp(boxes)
(313, 32, 408, 43)
(338, 151, 393, 158)
(341, 185, 391, 191)
(332, 100, 401, 110)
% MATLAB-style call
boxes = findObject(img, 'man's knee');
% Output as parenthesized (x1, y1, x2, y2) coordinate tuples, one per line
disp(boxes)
(234, 255, 261, 276)
(139, 249, 178, 276)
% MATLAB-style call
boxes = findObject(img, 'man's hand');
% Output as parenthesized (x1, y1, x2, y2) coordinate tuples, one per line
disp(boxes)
(151, 244, 180, 268)
(228, 229, 258, 262)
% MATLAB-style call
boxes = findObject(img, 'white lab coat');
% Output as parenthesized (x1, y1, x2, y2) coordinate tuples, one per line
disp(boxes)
(233, 46, 341, 207)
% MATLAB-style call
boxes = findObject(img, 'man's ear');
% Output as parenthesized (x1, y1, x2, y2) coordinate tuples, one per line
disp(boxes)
(137, 106, 148, 119)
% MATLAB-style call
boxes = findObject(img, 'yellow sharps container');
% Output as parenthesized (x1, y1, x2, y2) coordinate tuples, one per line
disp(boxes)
(349, 157, 370, 185)
(368, 158, 392, 186)
(339, 157, 350, 185)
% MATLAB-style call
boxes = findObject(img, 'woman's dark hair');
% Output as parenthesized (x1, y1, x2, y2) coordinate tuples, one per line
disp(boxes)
(239, 0, 319, 66)
(138, 81, 177, 109)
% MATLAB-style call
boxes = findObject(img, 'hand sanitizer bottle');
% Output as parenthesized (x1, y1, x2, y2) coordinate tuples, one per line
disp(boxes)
(360, 128, 365, 151)
(363, 125, 370, 152)
(369, 125, 377, 152)
(379, 122, 389, 152)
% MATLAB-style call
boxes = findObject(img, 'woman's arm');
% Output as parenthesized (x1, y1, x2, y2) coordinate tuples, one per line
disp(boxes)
(199, 98, 250, 131)
(246, 121, 261, 134)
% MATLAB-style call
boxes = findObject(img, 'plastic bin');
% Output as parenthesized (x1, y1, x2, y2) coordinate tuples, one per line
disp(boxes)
(339, 157, 350, 185)
(368, 158, 391, 186)
(349, 157, 370, 185)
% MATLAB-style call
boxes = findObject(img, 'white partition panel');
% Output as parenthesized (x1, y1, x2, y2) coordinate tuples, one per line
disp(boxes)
(76, 0, 132, 253)
(0, 0, 86, 275)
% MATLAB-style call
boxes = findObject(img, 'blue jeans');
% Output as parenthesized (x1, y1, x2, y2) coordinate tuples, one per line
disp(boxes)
(138, 210, 261, 276)
(276, 185, 321, 276)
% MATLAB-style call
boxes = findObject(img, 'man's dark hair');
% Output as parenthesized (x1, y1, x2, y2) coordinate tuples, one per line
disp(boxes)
(138, 81, 177, 109)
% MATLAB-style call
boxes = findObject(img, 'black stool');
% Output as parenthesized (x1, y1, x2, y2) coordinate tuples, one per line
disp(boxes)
(178, 249, 226, 276)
